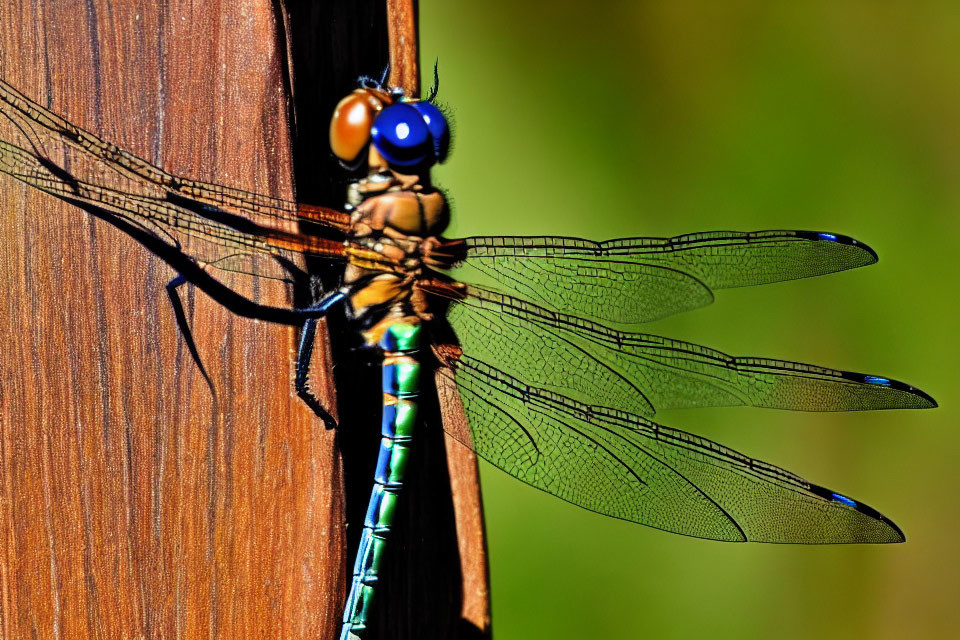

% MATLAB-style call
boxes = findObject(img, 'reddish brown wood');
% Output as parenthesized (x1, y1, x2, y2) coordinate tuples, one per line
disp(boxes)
(437, 374, 492, 632)
(0, 1, 344, 637)
(387, 0, 421, 95)
(0, 1, 489, 638)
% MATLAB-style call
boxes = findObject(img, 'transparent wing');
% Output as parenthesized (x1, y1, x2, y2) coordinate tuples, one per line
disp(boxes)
(440, 231, 877, 324)
(433, 286, 935, 417)
(437, 356, 905, 544)
(0, 77, 348, 283)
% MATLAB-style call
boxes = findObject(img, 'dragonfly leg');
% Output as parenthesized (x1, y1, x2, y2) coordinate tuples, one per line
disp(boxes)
(165, 274, 215, 396)
(295, 289, 349, 429)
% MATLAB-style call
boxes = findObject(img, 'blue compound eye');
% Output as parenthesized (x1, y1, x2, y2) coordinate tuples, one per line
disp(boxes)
(411, 101, 450, 163)
(370, 103, 432, 168)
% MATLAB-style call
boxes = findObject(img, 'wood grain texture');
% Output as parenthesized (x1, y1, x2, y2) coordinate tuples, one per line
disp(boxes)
(0, 1, 344, 637)
(437, 374, 492, 633)
(387, 0, 420, 95)
(0, 0, 489, 637)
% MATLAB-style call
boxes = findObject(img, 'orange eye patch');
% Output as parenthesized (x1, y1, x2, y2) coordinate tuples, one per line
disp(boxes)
(330, 89, 389, 163)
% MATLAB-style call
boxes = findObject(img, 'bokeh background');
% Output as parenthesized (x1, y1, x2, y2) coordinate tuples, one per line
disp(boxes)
(421, 2, 958, 639)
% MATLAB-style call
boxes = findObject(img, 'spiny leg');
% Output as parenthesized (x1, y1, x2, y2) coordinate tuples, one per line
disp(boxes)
(166, 274, 216, 398)
(295, 289, 349, 429)
(168, 272, 346, 426)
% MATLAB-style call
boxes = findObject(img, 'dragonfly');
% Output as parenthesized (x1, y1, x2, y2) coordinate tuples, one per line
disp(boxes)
(0, 75, 937, 640)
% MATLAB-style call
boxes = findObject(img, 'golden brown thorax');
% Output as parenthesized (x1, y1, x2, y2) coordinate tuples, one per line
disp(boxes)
(344, 141, 448, 324)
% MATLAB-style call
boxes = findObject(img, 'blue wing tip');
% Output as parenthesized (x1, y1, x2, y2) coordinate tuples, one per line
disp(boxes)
(808, 483, 906, 543)
(800, 230, 879, 264)
(841, 372, 938, 408)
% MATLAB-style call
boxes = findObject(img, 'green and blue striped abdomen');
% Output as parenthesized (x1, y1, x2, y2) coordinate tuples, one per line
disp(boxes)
(341, 321, 422, 640)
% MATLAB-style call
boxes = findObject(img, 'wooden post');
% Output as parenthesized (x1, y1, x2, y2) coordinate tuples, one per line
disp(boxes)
(386, 0, 421, 93)
(0, 0, 489, 638)
(0, 1, 343, 637)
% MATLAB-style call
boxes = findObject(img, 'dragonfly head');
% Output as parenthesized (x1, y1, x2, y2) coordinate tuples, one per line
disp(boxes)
(330, 86, 450, 176)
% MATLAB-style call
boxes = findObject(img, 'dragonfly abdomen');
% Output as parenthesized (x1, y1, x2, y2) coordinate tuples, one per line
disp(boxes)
(341, 320, 422, 639)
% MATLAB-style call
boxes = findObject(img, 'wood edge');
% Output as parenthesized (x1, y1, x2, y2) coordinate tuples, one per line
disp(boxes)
(436, 369, 492, 632)
(386, 0, 420, 95)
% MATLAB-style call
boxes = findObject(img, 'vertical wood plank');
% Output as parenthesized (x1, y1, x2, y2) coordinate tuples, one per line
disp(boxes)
(0, 1, 491, 638)
(0, 1, 344, 637)
(387, 0, 420, 93)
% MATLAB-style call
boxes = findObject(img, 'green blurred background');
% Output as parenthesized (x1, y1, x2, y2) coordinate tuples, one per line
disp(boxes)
(420, 2, 957, 638)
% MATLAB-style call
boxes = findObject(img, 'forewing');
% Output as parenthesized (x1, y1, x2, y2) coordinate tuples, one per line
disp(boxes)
(447, 231, 877, 324)
(0, 77, 347, 285)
